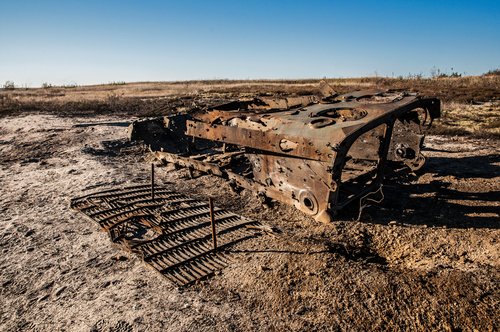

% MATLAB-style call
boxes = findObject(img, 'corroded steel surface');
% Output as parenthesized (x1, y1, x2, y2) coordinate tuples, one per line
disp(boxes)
(71, 185, 260, 287)
(130, 87, 440, 222)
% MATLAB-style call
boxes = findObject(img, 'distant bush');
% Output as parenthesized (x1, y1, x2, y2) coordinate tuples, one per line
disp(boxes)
(42, 82, 53, 89)
(406, 72, 424, 80)
(436, 72, 462, 78)
(3, 81, 15, 90)
(483, 69, 500, 76)
(430, 67, 462, 78)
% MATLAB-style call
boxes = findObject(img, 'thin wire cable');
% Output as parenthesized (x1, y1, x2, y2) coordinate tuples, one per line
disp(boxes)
(357, 185, 385, 221)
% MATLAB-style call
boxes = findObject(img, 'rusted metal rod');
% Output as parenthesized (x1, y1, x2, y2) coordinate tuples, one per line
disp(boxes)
(208, 197, 217, 252)
(151, 163, 155, 200)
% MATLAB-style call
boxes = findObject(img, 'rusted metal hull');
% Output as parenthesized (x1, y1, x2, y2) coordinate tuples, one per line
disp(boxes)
(130, 89, 440, 222)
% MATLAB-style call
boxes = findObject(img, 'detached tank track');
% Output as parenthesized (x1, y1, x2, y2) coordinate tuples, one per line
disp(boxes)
(71, 184, 260, 287)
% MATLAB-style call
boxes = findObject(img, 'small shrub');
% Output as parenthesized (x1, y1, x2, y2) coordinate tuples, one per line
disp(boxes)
(437, 72, 462, 78)
(483, 69, 500, 76)
(406, 72, 424, 80)
(107, 93, 121, 104)
(42, 82, 53, 89)
(3, 81, 15, 90)
(431, 67, 463, 78)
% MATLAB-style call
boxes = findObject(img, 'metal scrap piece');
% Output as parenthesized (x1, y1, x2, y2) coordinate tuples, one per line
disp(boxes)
(71, 184, 260, 287)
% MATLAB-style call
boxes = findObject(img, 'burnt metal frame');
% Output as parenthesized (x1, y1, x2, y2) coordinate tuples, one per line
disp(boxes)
(329, 97, 439, 216)
(130, 90, 440, 223)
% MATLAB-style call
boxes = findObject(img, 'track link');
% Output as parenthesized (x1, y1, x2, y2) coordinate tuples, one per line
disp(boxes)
(71, 184, 260, 287)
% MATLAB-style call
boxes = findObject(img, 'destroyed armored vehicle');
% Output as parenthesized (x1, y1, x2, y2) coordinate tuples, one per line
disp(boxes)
(130, 88, 440, 222)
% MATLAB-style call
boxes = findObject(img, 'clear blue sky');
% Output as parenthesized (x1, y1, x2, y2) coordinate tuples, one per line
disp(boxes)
(1, 0, 499, 86)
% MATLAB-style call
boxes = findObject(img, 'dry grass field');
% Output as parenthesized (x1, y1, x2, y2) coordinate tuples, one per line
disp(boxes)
(2, 75, 499, 138)
(0, 76, 498, 331)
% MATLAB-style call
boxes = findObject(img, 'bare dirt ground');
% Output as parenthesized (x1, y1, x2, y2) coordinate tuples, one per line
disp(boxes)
(0, 79, 499, 331)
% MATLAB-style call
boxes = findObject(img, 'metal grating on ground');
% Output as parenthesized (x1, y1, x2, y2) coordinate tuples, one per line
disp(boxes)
(71, 184, 260, 287)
